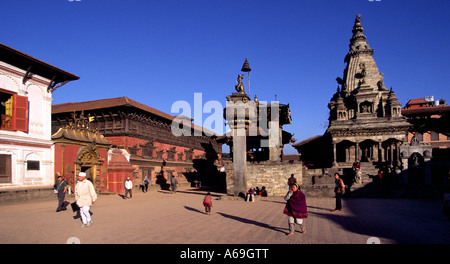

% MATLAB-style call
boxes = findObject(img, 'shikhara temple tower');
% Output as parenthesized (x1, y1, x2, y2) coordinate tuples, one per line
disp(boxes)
(326, 15, 410, 168)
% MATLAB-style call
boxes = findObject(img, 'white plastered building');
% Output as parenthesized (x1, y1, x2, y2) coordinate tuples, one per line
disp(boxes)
(0, 44, 78, 193)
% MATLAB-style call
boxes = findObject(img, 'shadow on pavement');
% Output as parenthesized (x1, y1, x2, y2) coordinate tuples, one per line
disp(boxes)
(217, 212, 287, 235)
(307, 205, 333, 212)
(158, 189, 224, 198)
(308, 198, 450, 244)
(184, 206, 205, 214)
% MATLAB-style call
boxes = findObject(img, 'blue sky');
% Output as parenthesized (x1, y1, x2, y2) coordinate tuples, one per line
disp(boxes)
(2, 0, 450, 154)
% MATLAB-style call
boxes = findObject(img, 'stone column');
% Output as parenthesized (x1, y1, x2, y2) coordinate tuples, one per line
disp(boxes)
(224, 93, 255, 196)
(332, 142, 338, 167)
(378, 142, 383, 162)
(389, 142, 393, 165)
(401, 157, 409, 185)
(268, 124, 282, 161)
(355, 141, 360, 162)
(232, 123, 247, 196)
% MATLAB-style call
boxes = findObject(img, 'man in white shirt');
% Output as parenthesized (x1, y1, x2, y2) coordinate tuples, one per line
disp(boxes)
(75, 172, 97, 227)
(124, 177, 133, 199)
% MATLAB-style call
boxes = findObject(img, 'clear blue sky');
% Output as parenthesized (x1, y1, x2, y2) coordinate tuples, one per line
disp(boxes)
(2, 0, 450, 154)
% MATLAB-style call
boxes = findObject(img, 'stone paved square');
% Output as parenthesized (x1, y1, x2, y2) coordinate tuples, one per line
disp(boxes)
(0, 187, 449, 245)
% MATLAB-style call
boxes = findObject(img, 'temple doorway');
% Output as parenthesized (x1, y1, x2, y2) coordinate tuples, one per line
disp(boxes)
(360, 139, 377, 162)
(75, 144, 102, 191)
(81, 166, 94, 182)
(408, 152, 425, 185)
(336, 140, 354, 163)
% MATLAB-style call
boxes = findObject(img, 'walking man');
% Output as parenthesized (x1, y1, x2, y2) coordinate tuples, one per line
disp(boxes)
(143, 176, 149, 193)
(170, 175, 178, 193)
(287, 174, 297, 191)
(333, 173, 345, 212)
(54, 174, 67, 212)
(75, 172, 97, 227)
(124, 177, 133, 199)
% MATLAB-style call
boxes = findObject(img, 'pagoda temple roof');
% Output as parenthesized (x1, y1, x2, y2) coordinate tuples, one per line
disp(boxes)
(52, 96, 219, 137)
(53, 96, 174, 121)
(52, 126, 111, 146)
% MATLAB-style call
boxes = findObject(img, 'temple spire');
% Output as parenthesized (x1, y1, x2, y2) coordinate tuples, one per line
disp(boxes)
(352, 14, 364, 35)
(341, 14, 379, 93)
(346, 14, 374, 62)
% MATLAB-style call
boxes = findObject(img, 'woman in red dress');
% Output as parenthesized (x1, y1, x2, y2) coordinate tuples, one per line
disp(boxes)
(283, 183, 307, 236)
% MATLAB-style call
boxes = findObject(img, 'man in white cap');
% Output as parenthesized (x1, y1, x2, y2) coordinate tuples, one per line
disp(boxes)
(75, 172, 97, 227)
(124, 177, 133, 199)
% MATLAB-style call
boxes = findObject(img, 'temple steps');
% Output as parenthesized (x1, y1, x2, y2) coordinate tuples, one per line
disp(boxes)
(301, 162, 388, 197)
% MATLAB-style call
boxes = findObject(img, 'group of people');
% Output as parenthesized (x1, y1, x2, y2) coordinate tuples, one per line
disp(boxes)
(245, 186, 267, 202)
(201, 172, 347, 236)
(128, 174, 179, 198)
(352, 162, 362, 184)
(53, 172, 97, 228)
(55, 171, 347, 233)
(54, 172, 182, 228)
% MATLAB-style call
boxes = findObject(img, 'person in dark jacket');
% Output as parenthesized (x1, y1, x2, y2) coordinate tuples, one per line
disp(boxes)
(283, 183, 307, 236)
(54, 174, 68, 212)
(287, 174, 297, 190)
(333, 173, 345, 212)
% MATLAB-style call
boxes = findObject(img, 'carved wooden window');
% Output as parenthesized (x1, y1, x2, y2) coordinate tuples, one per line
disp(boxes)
(0, 90, 28, 132)
(129, 145, 138, 155)
(167, 148, 176, 160)
(430, 131, 439, 141)
(0, 154, 11, 183)
(415, 132, 423, 142)
(142, 148, 154, 158)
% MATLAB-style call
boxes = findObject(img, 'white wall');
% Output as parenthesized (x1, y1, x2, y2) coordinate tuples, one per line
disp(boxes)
(0, 62, 54, 189)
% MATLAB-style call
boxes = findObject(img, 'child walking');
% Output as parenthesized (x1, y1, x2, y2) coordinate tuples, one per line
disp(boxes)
(203, 192, 213, 215)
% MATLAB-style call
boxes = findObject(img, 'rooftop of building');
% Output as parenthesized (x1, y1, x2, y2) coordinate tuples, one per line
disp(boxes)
(52, 96, 219, 137)
(402, 96, 449, 116)
(0, 43, 79, 87)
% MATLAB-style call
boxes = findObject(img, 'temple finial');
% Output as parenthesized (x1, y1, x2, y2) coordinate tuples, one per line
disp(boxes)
(352, 14, 364, 35)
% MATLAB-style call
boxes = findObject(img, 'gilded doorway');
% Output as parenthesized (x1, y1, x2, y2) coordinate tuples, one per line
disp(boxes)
(75, 143, 102, 191)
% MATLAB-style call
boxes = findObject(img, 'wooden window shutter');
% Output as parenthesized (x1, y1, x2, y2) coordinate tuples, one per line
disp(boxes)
(12, 94, 28, 132)
(0, 154, 12, 183)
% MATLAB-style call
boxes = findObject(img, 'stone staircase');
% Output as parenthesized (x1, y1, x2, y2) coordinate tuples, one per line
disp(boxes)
(301, 173, 336, 197)
(358, 162, 379, 184)
(348, 162, 384, 197)
(301, 162, 387, 198)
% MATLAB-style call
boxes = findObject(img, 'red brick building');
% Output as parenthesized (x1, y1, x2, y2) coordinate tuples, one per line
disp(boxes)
(52, 111, 111, 193)
(52, 97, 223, 193)
(402, 96, 450, 161)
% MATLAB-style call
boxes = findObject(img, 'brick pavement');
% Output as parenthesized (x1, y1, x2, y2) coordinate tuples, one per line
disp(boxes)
(0, 187, 449, 244)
